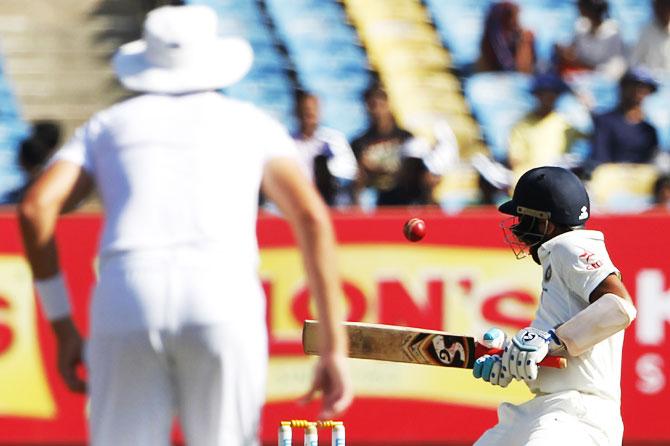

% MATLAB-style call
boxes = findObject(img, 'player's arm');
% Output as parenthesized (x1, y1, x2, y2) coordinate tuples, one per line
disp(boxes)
(262, 157, 352, 417)
(552, 273, 636, 357)
(498, 272, 636, 383)
(18, 160, 93, 393)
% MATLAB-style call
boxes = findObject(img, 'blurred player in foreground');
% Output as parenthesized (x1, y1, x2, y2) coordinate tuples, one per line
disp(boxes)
(18, 5, 352, 445)
(472, 166, 636, 445)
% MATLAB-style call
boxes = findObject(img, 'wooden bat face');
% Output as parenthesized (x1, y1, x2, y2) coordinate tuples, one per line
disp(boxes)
(303, 320, 566, 369)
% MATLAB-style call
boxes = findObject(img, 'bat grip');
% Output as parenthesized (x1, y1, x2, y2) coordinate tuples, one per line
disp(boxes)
(476, 345, 567, 369)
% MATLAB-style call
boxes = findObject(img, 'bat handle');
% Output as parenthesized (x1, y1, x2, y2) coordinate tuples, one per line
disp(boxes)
(476, 345, 567, 369)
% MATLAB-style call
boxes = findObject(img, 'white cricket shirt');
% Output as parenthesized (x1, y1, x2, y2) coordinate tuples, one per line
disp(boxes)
(530, 230, 624, 401)
(52, 92, 298, 333)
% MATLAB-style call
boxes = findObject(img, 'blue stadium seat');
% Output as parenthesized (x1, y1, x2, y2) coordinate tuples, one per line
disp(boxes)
(300, 70, 371, 98)
(320, 98, 369, 139)
(188, 0, 297, 129)
(565, 72, 619, 114)
(609, 0, 653, 45)
(264, 0, 371, 135)
(644, 92, 670, 151)
(518, 2, 577, 64)
(426, 0, 491, 69)
(556, 93, 593, 134)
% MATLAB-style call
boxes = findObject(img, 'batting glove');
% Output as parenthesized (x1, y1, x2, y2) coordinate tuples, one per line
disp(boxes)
(472, 328, 512, 387)
(501, 327, 562, 382)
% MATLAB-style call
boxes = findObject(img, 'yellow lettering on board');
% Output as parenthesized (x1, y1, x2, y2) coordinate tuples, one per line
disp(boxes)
(0, 256, 55, 418)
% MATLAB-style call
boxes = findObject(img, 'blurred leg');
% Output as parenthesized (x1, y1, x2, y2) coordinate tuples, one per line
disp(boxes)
(87, 331, 174, 446)
(173, 323, 268, 446)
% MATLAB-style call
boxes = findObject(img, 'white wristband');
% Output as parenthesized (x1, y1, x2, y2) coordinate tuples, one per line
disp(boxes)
(34, 274, 72, 320)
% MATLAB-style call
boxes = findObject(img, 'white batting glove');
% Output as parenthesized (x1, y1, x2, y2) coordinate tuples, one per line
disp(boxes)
(472, 328, 512, 387)
(501, 327, 562, 381)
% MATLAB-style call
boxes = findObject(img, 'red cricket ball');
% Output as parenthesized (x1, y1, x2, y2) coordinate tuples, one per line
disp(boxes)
(403, 218, 426, 242)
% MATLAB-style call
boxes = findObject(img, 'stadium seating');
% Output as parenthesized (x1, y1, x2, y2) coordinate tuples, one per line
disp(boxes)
(186, 0, 297, 130)
(343, 0, 483, 155)
(264, 0, 372, 138)
(426, 0, 652, 70)
(0, 59, 29, 203)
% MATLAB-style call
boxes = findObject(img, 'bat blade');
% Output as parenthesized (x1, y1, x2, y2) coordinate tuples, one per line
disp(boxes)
(303, 320, 566, 369)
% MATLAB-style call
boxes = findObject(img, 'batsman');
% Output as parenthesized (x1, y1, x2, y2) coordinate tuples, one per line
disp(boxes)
(472, 166, 637, 446)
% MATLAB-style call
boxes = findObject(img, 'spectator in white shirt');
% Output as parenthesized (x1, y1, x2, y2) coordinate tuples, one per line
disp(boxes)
(631, 0, 670, 77)
(292, 90, 358, 207)
(555, 0, 627, 79)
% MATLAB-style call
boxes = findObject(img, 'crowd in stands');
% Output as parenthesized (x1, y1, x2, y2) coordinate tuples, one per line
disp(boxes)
(288, 0, 670, 212)
(2, 0, 670, 213)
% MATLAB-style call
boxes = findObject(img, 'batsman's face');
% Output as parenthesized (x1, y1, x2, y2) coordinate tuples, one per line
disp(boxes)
(501, 215, 550, 259)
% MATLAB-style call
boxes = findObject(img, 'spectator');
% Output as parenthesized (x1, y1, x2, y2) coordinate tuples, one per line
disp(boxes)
(5, 121, 62, 203)
(588, 68, 659, 167)
(351, 84, 433, 206)
(555, 0, 626, 79)
(292, 91, 358, 207)
(653, 174, 670, 207)
(476, 1, 535, 74)
(508, 73, 585, 179)
(630, 0, 670, 77)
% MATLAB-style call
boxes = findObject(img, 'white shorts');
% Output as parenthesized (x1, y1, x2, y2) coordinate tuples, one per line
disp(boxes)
(86, 324, 268, 446)
(474, 390, 623, 446)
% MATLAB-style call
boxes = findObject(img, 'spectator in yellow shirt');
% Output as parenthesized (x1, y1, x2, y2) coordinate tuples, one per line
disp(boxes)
(508, 73, 584, 180)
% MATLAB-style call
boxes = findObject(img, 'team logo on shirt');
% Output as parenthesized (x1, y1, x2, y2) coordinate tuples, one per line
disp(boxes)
(579, 250, 603, 270)
(544, 265, 552, 282)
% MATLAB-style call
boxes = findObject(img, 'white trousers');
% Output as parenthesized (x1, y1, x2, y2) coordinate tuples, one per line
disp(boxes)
(86, 324, 268, 446)
(474, 390, 623, 446)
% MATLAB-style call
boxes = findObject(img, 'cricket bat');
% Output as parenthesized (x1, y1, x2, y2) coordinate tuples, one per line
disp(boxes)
(302, 320, 567, 369)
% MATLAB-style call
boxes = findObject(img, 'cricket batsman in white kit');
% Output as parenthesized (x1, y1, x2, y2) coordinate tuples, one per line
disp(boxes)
(18, 5, 352, 445)
(472, 166, 637, 445)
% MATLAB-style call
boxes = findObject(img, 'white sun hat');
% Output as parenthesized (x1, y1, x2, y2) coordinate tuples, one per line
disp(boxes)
(112, 5, 253, 94)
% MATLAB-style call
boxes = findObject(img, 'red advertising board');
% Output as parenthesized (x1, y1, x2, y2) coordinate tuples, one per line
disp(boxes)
(0, 209, 668, 444)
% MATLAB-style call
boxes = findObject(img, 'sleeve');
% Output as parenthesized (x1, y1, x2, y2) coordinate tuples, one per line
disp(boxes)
(49, 118, 101, 174)
(255, 111, 299, 164)
(553, 242, 619, 304)
(324, 130, 358, 181)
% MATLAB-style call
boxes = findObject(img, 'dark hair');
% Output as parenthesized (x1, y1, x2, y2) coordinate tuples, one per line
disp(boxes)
(362, 82, 387, 102)
(31, 120, 61, 150)
(578, 0, 609, 17)
(19, 137, 53, 171)
(295, 89, 316, 104)
(653, 174, 670, 203)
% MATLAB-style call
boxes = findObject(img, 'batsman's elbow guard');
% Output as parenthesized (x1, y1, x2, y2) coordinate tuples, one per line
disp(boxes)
(556, 293, 636, 357)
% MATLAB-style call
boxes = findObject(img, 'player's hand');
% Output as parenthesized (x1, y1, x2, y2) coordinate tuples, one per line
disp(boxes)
(473, 355, 513, 387)
(501, 327, 561, 382)
(301, 352, 353, 419)
(473, 328, 512, 387)
(52, 317, 87, 393)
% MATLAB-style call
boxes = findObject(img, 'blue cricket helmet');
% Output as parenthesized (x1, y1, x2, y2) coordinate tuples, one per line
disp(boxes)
(499, 166, 590, 226)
